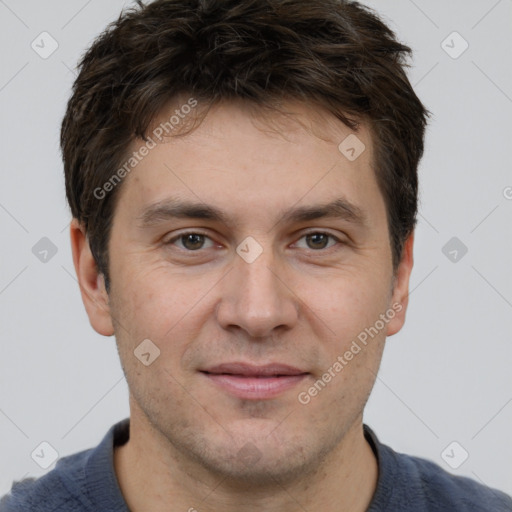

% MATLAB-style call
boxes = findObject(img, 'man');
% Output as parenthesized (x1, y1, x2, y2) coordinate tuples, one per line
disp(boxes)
(2, 0, 511, 510)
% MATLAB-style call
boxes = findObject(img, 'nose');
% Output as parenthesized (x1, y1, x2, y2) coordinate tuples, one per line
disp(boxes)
(215, 245, 299, 339)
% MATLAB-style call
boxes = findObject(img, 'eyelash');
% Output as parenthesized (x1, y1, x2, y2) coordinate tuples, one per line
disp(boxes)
(164, 230, 343, 253)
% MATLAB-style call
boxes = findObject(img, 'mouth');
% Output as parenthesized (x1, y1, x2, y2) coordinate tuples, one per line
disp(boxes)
(199, 362, 309, 400)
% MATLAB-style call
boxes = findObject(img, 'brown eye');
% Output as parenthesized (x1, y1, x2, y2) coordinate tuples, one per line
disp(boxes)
(180, 233, 206, 250)
(166, 232, 215, 251)
(292, 231, 343, 253)
(305, 233, 331, 250)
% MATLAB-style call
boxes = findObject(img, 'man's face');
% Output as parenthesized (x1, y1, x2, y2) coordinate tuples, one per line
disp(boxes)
(81, 100, 412, 483)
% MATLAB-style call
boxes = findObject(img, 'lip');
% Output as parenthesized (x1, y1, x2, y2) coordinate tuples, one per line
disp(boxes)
(202, 362, 307, 377)
(200, 362, 309, 400)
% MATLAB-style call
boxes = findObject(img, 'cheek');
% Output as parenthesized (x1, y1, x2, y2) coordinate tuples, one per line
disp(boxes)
(297, 267, 392, 338)
(112, 264, 195, 330)
(110, 263, 224, 376)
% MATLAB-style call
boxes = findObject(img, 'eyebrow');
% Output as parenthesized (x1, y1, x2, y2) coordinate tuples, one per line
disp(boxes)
(136, 197, 368, 230)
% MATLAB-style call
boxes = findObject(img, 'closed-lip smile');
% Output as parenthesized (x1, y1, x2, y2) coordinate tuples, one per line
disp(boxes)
(200, 362, 309, 400)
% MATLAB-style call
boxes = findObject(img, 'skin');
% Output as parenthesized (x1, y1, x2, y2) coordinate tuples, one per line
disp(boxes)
(70, 99, 414, 512)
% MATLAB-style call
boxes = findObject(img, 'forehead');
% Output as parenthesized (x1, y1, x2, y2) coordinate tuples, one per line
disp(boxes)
(114, 99, 381, 226)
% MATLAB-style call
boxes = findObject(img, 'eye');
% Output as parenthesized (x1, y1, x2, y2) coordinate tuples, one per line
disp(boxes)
(294, 232, 340, 251)
(165, 231, 342, 253)
(166, 232, 216, 251)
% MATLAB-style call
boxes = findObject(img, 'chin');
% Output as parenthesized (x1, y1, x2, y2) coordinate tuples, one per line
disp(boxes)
(182, 425, 333, 488)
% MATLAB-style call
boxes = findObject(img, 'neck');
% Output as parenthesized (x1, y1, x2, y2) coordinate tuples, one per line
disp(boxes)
(114, 406, 378, 512)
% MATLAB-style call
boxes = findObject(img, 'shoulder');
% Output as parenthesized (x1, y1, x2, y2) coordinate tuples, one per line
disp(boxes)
(364, 426, 512, 512)
(0, 418, 129, 512)
(405, 451, 512, 511)
(0, 448, 94, 512)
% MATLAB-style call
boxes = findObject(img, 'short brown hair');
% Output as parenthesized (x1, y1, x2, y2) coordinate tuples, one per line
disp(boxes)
(61, 0, 430, 292)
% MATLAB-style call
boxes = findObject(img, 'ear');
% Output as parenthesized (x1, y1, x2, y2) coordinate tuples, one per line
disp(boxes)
(386, 231, 414, 337)
(70, 218, 114, 336)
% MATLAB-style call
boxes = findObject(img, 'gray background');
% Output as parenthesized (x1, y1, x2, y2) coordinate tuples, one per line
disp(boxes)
(1, 0, 511, 498)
